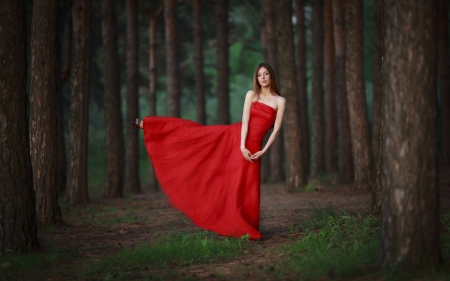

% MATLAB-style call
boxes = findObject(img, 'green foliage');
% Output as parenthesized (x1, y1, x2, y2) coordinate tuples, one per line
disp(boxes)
(81, 231, 249, 279)
(284, 205, 380, 280)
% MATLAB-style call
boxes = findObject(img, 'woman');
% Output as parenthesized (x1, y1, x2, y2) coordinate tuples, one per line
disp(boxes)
(133, 62, 285, 239)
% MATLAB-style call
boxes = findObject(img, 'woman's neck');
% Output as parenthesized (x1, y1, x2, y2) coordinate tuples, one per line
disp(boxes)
(260, 86, 271, 96)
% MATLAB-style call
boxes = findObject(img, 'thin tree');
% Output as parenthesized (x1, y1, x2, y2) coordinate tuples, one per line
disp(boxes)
(311, 0, 325, 176)
(125, 0, 142, 194)
(263, 0, 284, 182)
(102, 0, 125, 198)
(141, 1, 162, 192)
(381, 0, 440, 268)
(296, 0, 309, 176)
(345, 0, 372, 189)
(164, 0, 181, 117)
(332, 0, 353, 183)
(370, 0, 384, 216)
(324, 0, 337, 173)
(276, 0, 307, 192)
(216, 0, 229, 124)
(57, 11, 71, 197)
(29, 0, 63, 225)
(66, 0, 91, 205)
(439, 0, 450, 165)
(0, 0, 40, 254)
(194, 0, 206, 125)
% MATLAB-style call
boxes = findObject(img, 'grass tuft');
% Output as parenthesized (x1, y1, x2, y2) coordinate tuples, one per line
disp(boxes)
(82, 231, 249, 279)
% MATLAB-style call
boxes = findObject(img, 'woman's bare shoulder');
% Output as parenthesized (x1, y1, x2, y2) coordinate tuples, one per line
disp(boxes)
(276, 95, 286, 104)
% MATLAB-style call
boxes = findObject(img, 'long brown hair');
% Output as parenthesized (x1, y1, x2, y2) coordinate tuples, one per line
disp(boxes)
(252, 62, 281, 99)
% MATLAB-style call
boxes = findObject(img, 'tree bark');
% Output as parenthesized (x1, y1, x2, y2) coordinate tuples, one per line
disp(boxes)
(216, 0, 229, 124)
(381, 0, 440, 268)
(345, 0, 373, 189)
(439, 0, 450, 165)
(332, 0, 353, 184)
(264, 0, 284, 182)
(125, 0, 141, 194)
(29, 0, 63, 225)
(311, 0, 325, 176)
(66, 0, 91, 205)
(102, 0, 125, 198)
(164, 0, 181, 117)
(0, 0, 40, 255)
(194, 0, 206, 125)
(296, 0, 309, 176)
(324, 0, 337, 173)
(260, 0, 270, 183)
(276, 0, 307, 192)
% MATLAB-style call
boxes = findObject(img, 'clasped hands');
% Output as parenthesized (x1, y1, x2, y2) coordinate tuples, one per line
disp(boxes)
(241, 147, 264, 163)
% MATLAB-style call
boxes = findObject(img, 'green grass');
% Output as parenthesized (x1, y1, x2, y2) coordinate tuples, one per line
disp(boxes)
(0, 248, 69, 281)
(81, 231, 249, 279)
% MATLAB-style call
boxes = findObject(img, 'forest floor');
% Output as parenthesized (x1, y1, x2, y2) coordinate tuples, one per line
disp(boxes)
(2, 166, 450, 281)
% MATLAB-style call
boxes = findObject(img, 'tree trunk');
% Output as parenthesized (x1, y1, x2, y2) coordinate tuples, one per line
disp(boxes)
(148, 4, 162, 192)
(164, 0, 180, 117)
(439, 0, 450, 165)
(381, 0, 440, 268)
(29, 0, 63, 225)
(311, 0, 325, 176)
(276, 0, 307, 192)
(0, 0, 40, 255)
(372, 0, 382, 158)
(216, 0, 229, 124)
(332, 0, 353, 184)
(263, 0, 284, 182)
(66, 0, 91, 205)
(370, 0, 383, 216)
(296, 0, 309, 176)
(260, 0, 270, 183)
(324, 0, 337, 173)
(125, 0, 141, 194)
(194, 0, 206, 125)
(102, 0, 124, 198)
(345, 0, 372, 189)
(57, 11, 71, 197)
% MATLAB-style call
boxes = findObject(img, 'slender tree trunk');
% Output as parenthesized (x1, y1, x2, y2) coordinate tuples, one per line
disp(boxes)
(264, 0, 284, 182)
(439, 0, 450, 165)
(193, 0, 206, 125)
(260, 1, 270, 183)
(164, 0, 180, 117)
(345, 0, 372, 189)
(276, 0, 307, 192)
(125, 0, 141, 194)
(29, 0, 63, 225)
(311, 0, 325, 176)
(296, 0, 309, 176)
(102, 0, 124, 198)
(66, 0, 91, 205)
(332, 0, 353, 183)
(216, 0, 229, 124)
(371, 0, 384, 216)
(372, 0, 382, 157)
(57, 11, 71, 197)
(324, 0, 337, 173)
(381, 0, 440, 268)
(0, 0, 40, 255)
(148, 5, 162, 192)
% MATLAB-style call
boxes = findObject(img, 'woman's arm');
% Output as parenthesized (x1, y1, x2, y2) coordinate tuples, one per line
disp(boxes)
(250, 97, 286, 160)
(240, 90, 255, 162)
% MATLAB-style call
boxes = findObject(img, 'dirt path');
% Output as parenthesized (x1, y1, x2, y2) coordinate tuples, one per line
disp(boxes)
(37, 169, 450, 280)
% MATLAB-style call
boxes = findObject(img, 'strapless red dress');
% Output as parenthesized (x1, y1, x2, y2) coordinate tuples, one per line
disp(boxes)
(143, 102, 277, 239)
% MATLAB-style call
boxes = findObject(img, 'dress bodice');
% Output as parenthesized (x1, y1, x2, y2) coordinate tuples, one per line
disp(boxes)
(246, 102, 277, 141)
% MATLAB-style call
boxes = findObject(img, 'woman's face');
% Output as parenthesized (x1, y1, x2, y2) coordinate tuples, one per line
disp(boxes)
(257, 67, 271, 88)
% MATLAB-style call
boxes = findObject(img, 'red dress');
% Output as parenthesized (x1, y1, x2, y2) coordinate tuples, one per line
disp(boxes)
(143, 102, 277, 239)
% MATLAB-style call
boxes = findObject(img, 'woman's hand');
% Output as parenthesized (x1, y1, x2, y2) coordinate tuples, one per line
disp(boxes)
(241, 147, 253, 162)
(250, 150, 265, 160)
